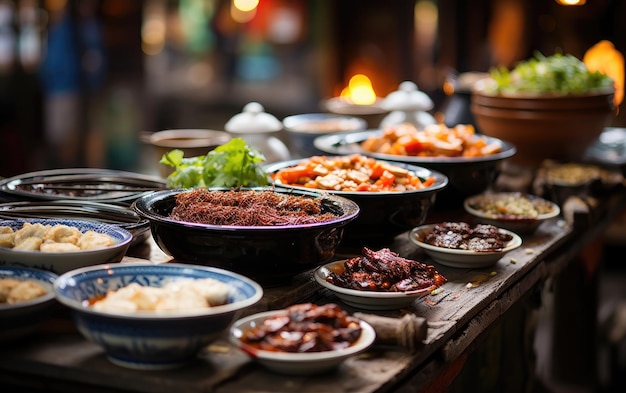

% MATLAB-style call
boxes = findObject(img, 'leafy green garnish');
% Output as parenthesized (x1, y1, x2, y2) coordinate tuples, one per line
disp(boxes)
(159, 137, 269, 188)
(488, 51, 614, 95)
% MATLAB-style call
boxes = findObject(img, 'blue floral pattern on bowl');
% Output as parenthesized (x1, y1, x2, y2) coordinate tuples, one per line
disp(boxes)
(0, 218, 133, 274)
(0, 266, 58, 342)
(54, 263, 263, 370)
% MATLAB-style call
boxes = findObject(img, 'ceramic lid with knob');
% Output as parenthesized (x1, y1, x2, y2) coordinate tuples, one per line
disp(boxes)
(380, 81, 436, 128)
(225, 102, 283, 134)
(381, 81, 434, 112)
(223, 102, 291, 163)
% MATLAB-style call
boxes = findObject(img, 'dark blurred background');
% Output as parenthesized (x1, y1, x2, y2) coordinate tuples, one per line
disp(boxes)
(0, 0, 624, 177)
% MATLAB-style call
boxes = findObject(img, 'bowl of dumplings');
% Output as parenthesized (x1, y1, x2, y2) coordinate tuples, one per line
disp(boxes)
(0, 266, 58, 342)
(0, 218, 133, 274)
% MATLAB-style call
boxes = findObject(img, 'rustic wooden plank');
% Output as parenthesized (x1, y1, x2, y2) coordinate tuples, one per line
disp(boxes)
(212, 347, 415, 393)
(0, 198, 616, 393)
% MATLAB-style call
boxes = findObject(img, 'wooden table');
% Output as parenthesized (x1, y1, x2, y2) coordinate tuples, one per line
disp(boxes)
(0, 188, 623, 393)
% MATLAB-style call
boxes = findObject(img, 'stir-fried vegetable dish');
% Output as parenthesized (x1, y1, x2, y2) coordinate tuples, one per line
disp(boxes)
(270, 154, 436, 192)
(361, 123, 503, 158)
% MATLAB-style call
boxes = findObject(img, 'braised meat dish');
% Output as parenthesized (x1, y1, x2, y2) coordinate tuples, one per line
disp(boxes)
(325, 247, 446, 292)
(240, 303, 362, 353)
(424, 222, 513, 252)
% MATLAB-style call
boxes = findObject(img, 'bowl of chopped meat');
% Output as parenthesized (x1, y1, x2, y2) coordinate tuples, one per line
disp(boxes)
(312, 124, 516, 206)
(0, 218, 133, 274)
(314, 247, 446, 310)
(229, 303, 376, 375)
(409, 222, 522, 268)
(266, 154, 448, 246)
(463, 192, 560, 234)
(132, 187, 360, 286)
(0, 266, 58, 342)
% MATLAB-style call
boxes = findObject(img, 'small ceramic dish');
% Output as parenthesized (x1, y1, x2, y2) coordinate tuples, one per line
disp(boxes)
(0, 218, 133, 274)
(409, 224, 522, 268)
(463, 192, 560, 234)
(314, 260, 436, 310)
(229, 309, 376, 375)
(0, 266, 58, 342)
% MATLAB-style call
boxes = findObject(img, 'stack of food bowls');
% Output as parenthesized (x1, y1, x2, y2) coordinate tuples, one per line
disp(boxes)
(265, 154, 448, 246)
(132, 187, 360, 286)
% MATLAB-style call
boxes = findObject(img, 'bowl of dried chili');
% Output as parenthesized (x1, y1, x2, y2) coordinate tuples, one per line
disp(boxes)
(132, 187, 360, 286)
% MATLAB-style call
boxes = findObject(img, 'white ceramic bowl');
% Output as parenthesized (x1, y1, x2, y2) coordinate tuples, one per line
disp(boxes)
(314, 260, 437, 310)
(282, 113, 367, 157)
(0, 218, 133, 274)
(54, 262, 263, 370)
(409, 224, 522, 268)
(0, 266, 58, 342)
(463, 192, 560, 234)
(229, 309, 376, 375)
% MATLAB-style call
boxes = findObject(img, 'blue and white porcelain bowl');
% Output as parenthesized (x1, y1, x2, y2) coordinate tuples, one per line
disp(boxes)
(0, 218, 133, 274)
(0, 266, 58, 342)
(54, 263, 263, 370)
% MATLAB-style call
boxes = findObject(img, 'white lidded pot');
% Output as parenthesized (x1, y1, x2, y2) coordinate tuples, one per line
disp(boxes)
(224, 102, 291, 163)
(379, 81, 436, 129)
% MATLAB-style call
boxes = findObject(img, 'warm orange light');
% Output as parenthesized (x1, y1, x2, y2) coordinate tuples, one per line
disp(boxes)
(231, 0, 257, 23)
(340, 74, 377, 105)
(555, 0, 586, 5)
(584, 40, 624, 106)
(233, 0, 259, 12)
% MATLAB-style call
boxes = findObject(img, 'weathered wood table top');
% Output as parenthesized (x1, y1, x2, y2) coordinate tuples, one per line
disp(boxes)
(0, 190, 623, 393)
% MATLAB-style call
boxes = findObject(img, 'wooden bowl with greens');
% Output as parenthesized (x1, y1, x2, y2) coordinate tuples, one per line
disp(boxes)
(471, 52, 616, 167)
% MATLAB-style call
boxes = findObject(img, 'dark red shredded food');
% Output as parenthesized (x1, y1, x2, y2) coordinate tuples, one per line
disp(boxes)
(326, 247, 447, 292)
(423, 222, 513, 252)
(168, 188, 339, 226)
(240, 303, 362, 353)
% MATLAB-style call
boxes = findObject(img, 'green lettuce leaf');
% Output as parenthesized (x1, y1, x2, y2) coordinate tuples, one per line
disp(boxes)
(160, 138, 269, 189)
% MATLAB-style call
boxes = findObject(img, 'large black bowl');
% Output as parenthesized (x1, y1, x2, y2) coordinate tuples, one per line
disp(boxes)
(132, 188, 360, 286)
(265, 158, 448, 247)
(313, 130, 516, 207)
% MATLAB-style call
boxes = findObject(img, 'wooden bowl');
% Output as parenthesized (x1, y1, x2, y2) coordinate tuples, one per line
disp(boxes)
(471, 86, 616, 167)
